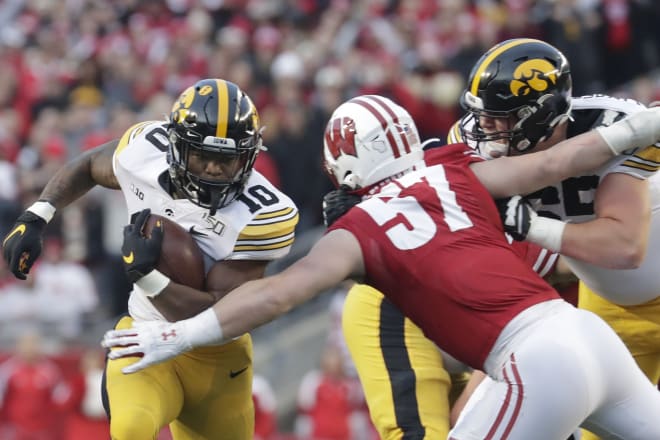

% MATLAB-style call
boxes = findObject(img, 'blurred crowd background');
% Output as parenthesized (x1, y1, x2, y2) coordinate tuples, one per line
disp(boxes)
(0, 0, 659, 438)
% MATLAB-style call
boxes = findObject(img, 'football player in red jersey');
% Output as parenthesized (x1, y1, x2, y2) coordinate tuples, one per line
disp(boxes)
(104, 95, 660, 438)
(321, 141, 560, 440)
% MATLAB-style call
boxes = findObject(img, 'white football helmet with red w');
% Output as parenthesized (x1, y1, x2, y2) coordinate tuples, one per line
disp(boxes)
(323, 95, 424, 190)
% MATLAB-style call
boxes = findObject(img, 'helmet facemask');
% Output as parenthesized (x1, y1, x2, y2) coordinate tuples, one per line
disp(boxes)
(166, 79, 263, 216)
(168, 125, 261, 216)
(460, 91, 571, 156)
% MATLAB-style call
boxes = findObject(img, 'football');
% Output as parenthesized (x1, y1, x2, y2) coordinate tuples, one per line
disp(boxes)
(143, 214, 205, 290)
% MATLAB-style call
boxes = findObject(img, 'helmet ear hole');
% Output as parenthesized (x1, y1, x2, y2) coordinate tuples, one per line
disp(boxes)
(342, 172, 359, 190)
(184, 112, 197, 124)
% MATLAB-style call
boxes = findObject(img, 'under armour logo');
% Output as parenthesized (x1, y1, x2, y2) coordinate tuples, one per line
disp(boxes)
(161, 329, 177, 341)
(164, 208, 174, 216)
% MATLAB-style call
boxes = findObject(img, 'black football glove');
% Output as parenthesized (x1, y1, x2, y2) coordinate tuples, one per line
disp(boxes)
(2, 211, 48, 280)
(322, 186, 362, 227)
(121, 208, 164, 284)
(496, 195, 537, 241)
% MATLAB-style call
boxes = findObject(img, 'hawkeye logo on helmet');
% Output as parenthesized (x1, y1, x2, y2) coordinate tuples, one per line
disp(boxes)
(171, 86, 196, 124)
(325, 117, 358, 159)
(198, 85, 213, 96)
(510, 59, 558, 97)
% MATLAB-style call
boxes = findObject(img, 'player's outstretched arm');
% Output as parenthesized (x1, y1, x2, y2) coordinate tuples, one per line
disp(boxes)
(151, 259, 270, 322)
(2, 140, 120, 279)
(473, 107, 660, 199)
(102, 228, 364, 373)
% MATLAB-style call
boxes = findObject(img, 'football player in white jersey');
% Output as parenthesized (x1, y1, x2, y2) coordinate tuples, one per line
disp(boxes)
(103, 94, 660, 438)
(447, 38, 660, 439)
(2, 79, 299, 439)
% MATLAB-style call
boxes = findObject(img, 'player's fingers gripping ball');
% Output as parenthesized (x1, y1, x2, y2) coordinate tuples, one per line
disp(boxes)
(2, 211, 48, 280)
(121, 208, 164, 284)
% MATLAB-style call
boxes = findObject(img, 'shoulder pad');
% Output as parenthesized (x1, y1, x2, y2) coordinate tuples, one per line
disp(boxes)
(572, 95, 645, 115)
(447, 120, 464, 144)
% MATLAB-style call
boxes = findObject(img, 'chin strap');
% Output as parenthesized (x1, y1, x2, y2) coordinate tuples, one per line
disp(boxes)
(208, 191, 221, 216)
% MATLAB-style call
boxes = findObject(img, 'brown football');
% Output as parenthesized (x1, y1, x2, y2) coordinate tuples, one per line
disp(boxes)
(143, 214, 205, 290)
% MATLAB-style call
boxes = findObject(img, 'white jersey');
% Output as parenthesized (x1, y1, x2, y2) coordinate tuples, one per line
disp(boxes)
(449, 95, 660, 305)
(112, 121, 299, 321)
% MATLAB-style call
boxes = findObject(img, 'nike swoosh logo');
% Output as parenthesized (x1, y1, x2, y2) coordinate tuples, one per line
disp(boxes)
(229, 366, 248, 378)
(3, 224, 26, 246)
(189, 226, 208, 237)
(122, 252, 134, 264)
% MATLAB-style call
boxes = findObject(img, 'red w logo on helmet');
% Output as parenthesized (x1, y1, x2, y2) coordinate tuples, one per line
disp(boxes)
(325, 117, 358, 159)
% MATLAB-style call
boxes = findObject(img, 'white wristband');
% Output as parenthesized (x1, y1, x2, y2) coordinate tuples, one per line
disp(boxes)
(527, 216, 566, 253)
(137, 270, 171, 298)
(27, 201, 56, 223)
(181, 308, 225, 347)
(595, 107, 660, 155)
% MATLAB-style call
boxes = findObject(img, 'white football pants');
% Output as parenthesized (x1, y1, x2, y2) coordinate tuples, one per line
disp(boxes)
(449, 300, 660, 439)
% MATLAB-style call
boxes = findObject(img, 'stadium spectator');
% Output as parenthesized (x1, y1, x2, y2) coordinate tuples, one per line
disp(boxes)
(0, 238, 100, 341)
(295, 344, 370, 440)
(31, 238, 99, 340)
(0, 268, 40, 343)
(253, 374, 278, 440)
(0, 330, 66, 440)
(55, 348, 109, 440)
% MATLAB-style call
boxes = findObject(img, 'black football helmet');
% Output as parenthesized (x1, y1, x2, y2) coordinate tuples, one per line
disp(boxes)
(167, 79, 262, 215)
(459, 38, 572, 154)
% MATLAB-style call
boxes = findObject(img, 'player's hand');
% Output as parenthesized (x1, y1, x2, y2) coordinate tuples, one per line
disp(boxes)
(322, 186, 362, 227)
(122, 208, 163, 284)
(102, 320, 193, 373)
(2, 211, 48, 280)
(496, 195, 537, 241)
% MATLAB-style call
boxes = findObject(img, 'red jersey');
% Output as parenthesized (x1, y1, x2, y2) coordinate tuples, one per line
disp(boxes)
(298, 372, 357, 440)
(330, 144, 559, 369)
(511, 240, 558, 278)
(0, 357, 63, 437)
